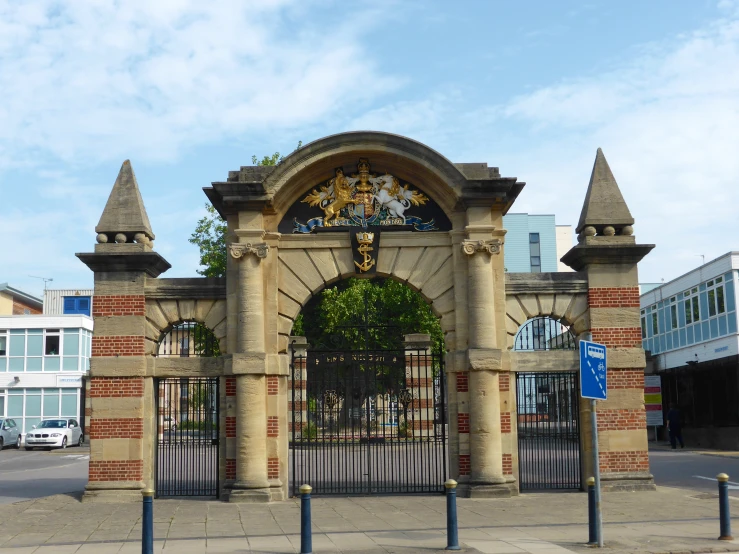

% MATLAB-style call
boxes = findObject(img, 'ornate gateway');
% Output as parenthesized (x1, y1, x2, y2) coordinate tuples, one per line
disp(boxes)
(280, 158, 451, 233)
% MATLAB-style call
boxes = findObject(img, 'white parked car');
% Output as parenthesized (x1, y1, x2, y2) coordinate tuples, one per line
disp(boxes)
(25, 418, 83, 450)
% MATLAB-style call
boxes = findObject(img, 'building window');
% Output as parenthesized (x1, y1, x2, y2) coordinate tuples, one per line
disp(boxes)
(641, 317, 647, 339)
(45, 330, 60, 356)
(651, 312, 658, 335)
(62, 296, 91, 316)
(670, 304, 678, 329)
(529, 233, 541, 273)
(707, 278, 726, 317)
(0, 331, 6, 356)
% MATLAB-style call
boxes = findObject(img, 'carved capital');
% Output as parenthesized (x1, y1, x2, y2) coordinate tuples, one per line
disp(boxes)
(462, 239, 501, 256)
(228, 243, 269, 260)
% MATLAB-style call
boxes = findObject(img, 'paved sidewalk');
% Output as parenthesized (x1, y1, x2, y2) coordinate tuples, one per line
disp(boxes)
(0, 486, 737, 553)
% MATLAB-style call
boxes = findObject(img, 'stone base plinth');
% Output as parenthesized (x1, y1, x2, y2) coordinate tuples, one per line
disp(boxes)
(460, 482, 515, 498)
(228, 488, 272, 503)
(82, 482, 144, 503)
(601, 472, 656, 492)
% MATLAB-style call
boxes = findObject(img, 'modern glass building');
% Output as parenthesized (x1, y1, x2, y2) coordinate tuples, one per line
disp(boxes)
(640, 252, 739, 447)
(0, 315, 92, 436)
(502, 214, 573, 273)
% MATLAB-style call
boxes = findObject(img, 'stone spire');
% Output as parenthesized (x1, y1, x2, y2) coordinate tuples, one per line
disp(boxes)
(576, 148, 634, 239)
(95, 160, 155, 246)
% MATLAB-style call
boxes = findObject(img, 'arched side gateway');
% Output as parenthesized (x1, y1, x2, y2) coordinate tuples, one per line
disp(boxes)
(78, 134, 656, 503)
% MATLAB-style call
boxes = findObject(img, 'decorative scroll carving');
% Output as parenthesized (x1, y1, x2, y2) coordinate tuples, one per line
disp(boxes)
(228, 243, 269, 259)
(462, 239, 502, 256)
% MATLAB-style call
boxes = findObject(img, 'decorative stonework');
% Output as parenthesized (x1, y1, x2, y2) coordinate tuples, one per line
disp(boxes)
(229, 243, 269, 259)
(462, 239, 501, 255)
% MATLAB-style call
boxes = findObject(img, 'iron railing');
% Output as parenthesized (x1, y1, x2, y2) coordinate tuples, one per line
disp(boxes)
(155, 377, 219, 497)
(514, 317, 576, 351)
(516, 371, 581, 490)
(157, 322, 220, 357)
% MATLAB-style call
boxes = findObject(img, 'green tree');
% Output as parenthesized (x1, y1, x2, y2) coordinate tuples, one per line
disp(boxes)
(189, 145, 301, 277)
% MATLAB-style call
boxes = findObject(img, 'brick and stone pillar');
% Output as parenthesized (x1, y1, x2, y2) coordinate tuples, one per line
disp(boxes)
(228, 237, 271, 502)
(288, 337, 308, 442)
(77, 159, 170, 502)
(562, 148, 656, 492)
(404, 334, 434, 438)
(461, 207, 511, 498)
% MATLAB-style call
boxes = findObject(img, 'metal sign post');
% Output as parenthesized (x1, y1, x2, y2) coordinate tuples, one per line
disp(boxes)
(580, 338, 607, 548)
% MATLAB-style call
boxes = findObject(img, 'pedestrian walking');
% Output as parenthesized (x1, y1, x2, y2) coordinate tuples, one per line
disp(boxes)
(666, 403, 684, 449)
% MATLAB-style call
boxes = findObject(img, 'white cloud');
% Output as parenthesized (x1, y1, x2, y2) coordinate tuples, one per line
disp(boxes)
(0, 0, 397, 170)
(339, 10, 739, 283)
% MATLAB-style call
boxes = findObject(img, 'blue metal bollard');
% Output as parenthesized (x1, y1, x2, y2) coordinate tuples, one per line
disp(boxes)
(587, 477, 597, 546)
(300, 484, 313, 554)
(445, 479, 460, 551)
(141, 489, 154, 554)
(718, 473, 733, 541)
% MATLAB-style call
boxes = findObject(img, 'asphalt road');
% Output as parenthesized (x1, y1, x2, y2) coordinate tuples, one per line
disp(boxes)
(0, 446, 89, 504)
(2, 441, 739, 504)
(649, 446, 739, 497)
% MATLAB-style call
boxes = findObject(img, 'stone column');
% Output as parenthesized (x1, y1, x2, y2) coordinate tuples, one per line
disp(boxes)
(462, 236, 510, 497)
(229, 241, 271, 502)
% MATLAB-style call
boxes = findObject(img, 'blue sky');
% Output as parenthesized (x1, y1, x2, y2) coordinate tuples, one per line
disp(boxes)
(2, 0, 738, 297)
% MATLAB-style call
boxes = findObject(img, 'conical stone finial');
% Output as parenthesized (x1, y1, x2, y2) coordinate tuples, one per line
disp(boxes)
(576, 148, 634, 235)
(95, 160, 155, 245)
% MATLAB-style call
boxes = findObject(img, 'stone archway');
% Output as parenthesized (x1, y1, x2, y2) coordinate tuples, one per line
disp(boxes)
(208, 132, 525, 501)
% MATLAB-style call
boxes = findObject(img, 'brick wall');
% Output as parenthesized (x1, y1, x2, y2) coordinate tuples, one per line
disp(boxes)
(591, 327, 642, 348)
(268, 457, 279, 480)
(267, 376, 278, 395)
(503, 453, 513, 475)
(267, 416, 279, 438)
(456, 372, 468, 392)
(226, 459, 236, 480)
(457, 413, 469, 433)
(609, 369, 644, 389)
(89, 460, 143, 482)
(600, 450, 649, 473)
(499, 373, 510, 392)
(597, 409, 646, 431)
(92, 336, 146, 357)
(92, 295, 145, 316)
(89, 418, 144, 439)
(226, 416, 236, 438)
(89, 377, 144, 397)
(588, 287, 640, 308)
(13, 300, 42, 315)
(225, 377, 236, 397)
(459, 454, 470, 476)
(501, 412, 511, 434)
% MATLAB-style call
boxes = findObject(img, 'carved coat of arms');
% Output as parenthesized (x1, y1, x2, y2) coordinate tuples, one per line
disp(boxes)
(293, 158, 438, 233)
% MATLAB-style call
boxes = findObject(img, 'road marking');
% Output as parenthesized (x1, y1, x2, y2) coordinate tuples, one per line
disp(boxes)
(60, 455, 89, 460)
(694, 475, 739, 489)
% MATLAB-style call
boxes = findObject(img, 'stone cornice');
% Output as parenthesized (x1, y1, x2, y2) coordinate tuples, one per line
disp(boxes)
(561, 243, 655, 272)
(76, 251, 171, 278)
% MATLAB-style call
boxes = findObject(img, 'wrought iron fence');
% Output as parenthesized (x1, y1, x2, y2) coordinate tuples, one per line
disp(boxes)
(514, 317, 576, 351)
(155, 377, 219, 497)
(157, 322, 220, 357)
(516, 371, 581, 490)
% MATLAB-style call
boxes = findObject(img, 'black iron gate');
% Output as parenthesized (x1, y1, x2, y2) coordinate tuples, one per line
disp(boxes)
(516, 372, 581, 490)
(155, 377, 219, 497)
(290, 313, 447, 495)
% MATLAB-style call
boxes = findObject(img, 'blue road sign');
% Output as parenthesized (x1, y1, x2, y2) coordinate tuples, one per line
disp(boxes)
(580, 340, 607, 400)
